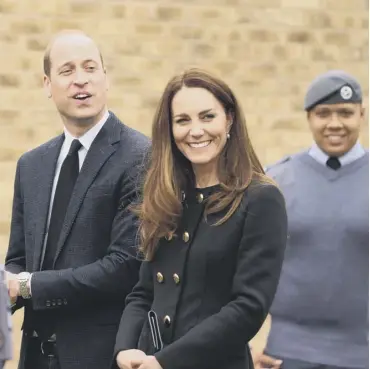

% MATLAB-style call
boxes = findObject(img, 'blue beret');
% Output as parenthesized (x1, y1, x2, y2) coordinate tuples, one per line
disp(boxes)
(304, 70, 363, 111)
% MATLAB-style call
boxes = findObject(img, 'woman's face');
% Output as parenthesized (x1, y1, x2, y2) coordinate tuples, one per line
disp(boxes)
(171, 87, 230, 172)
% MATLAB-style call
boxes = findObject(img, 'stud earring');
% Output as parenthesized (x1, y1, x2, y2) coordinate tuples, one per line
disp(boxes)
(227, 133, 230, 139)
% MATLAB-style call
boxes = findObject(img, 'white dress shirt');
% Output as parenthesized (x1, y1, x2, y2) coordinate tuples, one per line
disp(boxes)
(308, 141, 366, 167)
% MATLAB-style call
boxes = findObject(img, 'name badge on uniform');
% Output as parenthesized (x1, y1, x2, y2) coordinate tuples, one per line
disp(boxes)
(148, 310, 163, 352)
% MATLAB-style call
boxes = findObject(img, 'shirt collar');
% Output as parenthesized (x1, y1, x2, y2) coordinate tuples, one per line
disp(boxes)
(309, 141, 366, 167)
(63, 110, 110, 151)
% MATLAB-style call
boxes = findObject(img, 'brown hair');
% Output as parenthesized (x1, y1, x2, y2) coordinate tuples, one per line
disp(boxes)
(137, 68, 273, 260)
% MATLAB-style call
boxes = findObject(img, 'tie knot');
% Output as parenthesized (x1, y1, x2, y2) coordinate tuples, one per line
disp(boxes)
(68, 139, 82, 156)
(326, 156, 341, 170)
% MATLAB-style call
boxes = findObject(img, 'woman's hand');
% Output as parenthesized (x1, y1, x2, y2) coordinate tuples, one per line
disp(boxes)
(252, 350, 282, 369)
(137, 355, 163, 369)
(116, 349, 147, 369)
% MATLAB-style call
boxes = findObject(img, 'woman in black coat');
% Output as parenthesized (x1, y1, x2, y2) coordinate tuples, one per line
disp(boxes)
(114, 68, 288, 369)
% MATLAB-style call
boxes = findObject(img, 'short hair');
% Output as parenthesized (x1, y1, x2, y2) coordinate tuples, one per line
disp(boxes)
(43, 30, 105, 77)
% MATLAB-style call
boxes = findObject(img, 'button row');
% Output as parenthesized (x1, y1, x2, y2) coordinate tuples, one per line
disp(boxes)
(165, 230, 192, 242)
(181, 192, 204, 204)
(196, 193, 204, 203)
(156, 272, 180, 285)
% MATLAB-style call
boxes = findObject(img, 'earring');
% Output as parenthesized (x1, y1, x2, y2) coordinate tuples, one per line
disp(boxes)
(227, 133, 230, 139)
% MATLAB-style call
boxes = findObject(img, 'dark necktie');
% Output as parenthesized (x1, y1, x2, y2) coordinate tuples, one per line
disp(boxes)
(326, 156, 341, 170)
(43, 139, 82, 270)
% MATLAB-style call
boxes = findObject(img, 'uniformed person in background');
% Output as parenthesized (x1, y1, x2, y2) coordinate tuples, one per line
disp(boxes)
(253, 70, 369, 369)
(0, 265, 12, 368)
(113, 68, 288, 369)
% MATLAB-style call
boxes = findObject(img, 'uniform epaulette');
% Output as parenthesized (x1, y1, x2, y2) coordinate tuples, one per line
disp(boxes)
(264, 155, 292, 172)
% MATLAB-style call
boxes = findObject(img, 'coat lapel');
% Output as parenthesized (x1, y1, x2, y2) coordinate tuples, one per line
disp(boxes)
(33, 135, 64, 271)
(52, 114, 122, 267)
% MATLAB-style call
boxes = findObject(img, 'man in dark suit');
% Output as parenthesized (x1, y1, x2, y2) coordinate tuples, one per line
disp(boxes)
(5, 30, 150, 369)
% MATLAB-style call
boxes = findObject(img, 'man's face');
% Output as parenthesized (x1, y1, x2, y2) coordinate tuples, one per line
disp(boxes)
(308, 102, 364, 156)
(44, 34, 108, 127)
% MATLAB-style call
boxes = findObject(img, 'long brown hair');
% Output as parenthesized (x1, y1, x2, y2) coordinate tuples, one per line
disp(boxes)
(137, 68, 273, 260)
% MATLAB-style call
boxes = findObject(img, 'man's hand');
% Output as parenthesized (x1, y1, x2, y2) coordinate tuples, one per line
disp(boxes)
(137, 356, 163, 369)
(116, 349, 147, 369)
(5, 272, 19, 305)
(252, 349, 283, 369)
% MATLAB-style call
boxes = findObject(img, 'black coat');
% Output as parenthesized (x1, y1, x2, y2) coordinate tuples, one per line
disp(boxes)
(5, 112, 150, 369)
(114, 181, 288, 369)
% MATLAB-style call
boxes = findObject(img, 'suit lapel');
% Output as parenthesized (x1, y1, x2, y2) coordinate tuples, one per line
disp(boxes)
(33, 135, 64, 271)
(52, 114, 122, 266)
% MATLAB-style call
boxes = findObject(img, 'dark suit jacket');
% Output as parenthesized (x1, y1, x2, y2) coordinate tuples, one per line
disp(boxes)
(113, 181, 288, 369)
(5, 112, 150, 369)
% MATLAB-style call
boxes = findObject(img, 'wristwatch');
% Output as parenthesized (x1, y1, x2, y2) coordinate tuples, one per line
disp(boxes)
(17, 272, 31, 299)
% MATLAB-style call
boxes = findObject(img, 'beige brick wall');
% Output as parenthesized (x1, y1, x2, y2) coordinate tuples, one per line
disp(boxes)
(0, 0, 368, 367)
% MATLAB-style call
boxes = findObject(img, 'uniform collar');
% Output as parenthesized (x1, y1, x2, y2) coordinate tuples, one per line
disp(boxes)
(309, 141, 366, 167)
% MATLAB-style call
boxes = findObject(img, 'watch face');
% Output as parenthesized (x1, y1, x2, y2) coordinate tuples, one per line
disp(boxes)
(17, 273, 31, 299)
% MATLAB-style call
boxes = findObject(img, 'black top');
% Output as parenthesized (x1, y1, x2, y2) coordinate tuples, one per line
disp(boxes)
(114, 180, 288, 369)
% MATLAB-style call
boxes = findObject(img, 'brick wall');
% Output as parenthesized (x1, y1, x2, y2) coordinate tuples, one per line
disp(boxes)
(0, 0, 368, 366)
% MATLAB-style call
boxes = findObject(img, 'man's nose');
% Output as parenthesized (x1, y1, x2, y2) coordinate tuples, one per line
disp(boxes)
(327, 113, 343, 128)
(74, 70, 89, 86)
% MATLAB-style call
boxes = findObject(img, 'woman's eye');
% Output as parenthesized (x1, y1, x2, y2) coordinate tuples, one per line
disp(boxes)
(202, 114, 215, 121)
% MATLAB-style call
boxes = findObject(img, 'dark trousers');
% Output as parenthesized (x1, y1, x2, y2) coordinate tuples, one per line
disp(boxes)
(25, 336, 61, 369)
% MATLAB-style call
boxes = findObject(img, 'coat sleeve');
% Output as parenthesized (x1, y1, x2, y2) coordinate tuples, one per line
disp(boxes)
(113, 261, 154, 361)
(5, 159, 26, 275)
(5, 159, 27, 314)
(155, 184, 288, 369)
(29, 162, 143, 311)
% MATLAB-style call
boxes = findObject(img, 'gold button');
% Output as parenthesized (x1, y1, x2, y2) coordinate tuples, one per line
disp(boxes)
(183, 232, 190, 242)
(165, 233, 173, 241)
(156, 272, 164, 283)
(173, 273, 180, 285)
(197, 193, 204, 203)
(163, 315, 171, 326)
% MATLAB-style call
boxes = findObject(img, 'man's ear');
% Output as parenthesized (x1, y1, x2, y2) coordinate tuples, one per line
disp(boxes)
(43, 75, 52, 98)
